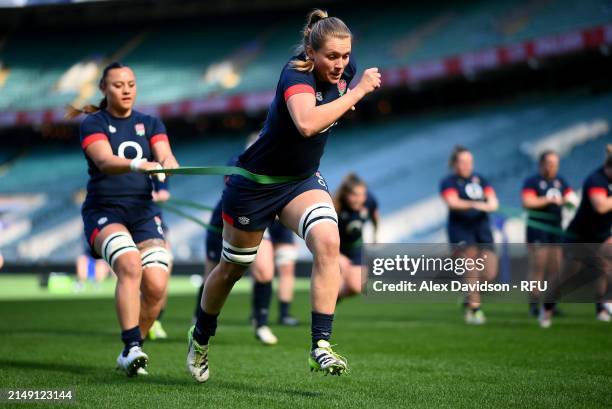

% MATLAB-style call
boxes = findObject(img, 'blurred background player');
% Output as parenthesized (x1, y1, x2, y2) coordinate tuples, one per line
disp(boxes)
(68, 62, 179, 376)
(440, 146, 499, 325)
(147, 177, 173, 340)
(521, 150, 574, 320)
(250, 220, 299, 344)
(540, 145, 612, 327)
(334, 172, 379, 300)
(187, 9, 381, 382)
(269, 220, 300, 326)
(74, 240, 112, 292)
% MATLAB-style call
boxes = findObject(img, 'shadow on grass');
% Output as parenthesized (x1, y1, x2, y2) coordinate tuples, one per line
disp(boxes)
(0, 358, 323, 399)
(0, 328, 115, 338)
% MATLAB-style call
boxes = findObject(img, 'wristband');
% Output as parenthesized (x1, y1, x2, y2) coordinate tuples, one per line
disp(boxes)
(130, 158, 146, 172)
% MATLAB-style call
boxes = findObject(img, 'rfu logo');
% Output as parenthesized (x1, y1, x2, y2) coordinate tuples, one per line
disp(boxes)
(315, 92, 323, 102)
(238, 216, 250, 225)
(109, 125, 117, 134)
(465, 183, 483, 200)
(97, 217, 108, 225)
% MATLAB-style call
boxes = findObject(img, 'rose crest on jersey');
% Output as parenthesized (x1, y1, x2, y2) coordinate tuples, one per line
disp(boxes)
(135, 123, 145, 137)
(337, 79, 347, 96)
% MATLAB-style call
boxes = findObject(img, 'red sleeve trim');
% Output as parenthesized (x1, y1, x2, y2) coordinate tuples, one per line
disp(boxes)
(150, 133, 169, 146)
(284, 84, 315, 101)
(563, 187, 573, 196)
(81, 133, 108, 150)
(588, 187, 608, 197)
(221, 211, 234, 226)
(89, 227, 100, 246)
(521, 188, 537, 197)
(484, 186, 495, 196)
(441, 188, 458, 198)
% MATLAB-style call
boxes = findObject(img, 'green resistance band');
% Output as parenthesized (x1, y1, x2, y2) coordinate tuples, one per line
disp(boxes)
(496, 206, 576, 238)
(147, 166, 309, 184)
(157, 201, 222, 233)
(166, 198, 214, 212)
(497, 206, 559, 221)
(524, 219, 576, 239)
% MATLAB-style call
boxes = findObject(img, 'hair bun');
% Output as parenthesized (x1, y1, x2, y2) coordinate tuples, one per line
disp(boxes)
(307, 9, 329, 28)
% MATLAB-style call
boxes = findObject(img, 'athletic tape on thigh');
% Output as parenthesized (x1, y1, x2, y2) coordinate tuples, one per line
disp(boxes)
(275, 246, 298, 266)
(298, 202, 338, 239)
(101, 232, 139, 268)
(221, 240, 259, 266)
(141, 246, 171, 272)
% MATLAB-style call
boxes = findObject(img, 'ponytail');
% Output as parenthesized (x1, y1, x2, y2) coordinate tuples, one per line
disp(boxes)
(64, 61, 127, 119)
(65, 97, 107, 119)
(290, 9, 352, 72)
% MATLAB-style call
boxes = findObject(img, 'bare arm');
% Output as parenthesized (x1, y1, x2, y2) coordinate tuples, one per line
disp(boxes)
(590, 193, 612, 214)
(371, 209, 380, 243)
(287, 68, 381, 138)
(84, 140, 162, 175)
(522, 194, 559, 210)
(442, 192, 477, 211)
(151, 140, 179, 170)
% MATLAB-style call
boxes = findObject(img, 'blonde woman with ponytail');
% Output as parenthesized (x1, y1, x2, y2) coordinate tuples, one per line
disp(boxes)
(70, 62, 179, 376)
(187, 9, 381, 382)
(541, 144, 612, 327)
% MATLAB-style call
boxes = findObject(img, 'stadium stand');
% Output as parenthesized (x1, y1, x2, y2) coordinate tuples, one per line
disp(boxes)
(0, 0, 610, 121)
(1, 89, 609, 261)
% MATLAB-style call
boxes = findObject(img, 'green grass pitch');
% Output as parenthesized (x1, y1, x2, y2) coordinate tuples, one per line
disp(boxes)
(1, 276, 611, 408)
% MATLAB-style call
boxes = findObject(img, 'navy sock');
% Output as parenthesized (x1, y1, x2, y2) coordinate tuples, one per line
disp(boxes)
(253, 281, 272, 327)
(193, 283, 204, 319)
(311, 312, 334, 350)
(121, 326, 142, 357)
(544, 302, 556, 312)
(194, 307, 218, 346)
(279, 301, 290, 319)
(596, 302, 604, 314)
(157, 308, 165, 321)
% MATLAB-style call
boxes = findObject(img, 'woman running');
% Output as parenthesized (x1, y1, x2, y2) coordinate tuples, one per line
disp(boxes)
(68, 62, 179, 376)
(334, 173, 379, 300)
(540, 145, 612, 327)
(193, 154, 283, 346)
(521, 150, 574, 321)
(440, 146, 498, 325)
(187, 9, 381, 382)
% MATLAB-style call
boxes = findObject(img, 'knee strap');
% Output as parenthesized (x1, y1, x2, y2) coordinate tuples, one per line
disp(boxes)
(275, 246, 298, 266)
(221, 240, 259, 266)
(298, 203, 338, 239)
(141, 246, 171, 272)
(101, 232, 139, 268)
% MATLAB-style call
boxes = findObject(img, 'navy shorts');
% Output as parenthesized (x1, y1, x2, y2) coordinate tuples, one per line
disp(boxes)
(268, 220, 295, 245)
(205, 228, 223, 263)
(341, 246, 362, 266)
(222, 172, 329, 232)
(527, 226, 563, 244)
(82, 198, 164, 256)
(448, 220, 494, 249)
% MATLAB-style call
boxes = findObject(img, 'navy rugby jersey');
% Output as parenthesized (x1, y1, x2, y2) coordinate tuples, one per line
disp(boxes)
(522, 174, 572, 226)
(238, 53, 357, 177)
(338, 192, 378, 248)
(80, 109, 168, 199)
(440, 173, 494, 224)
(567, 166, 612, 241)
